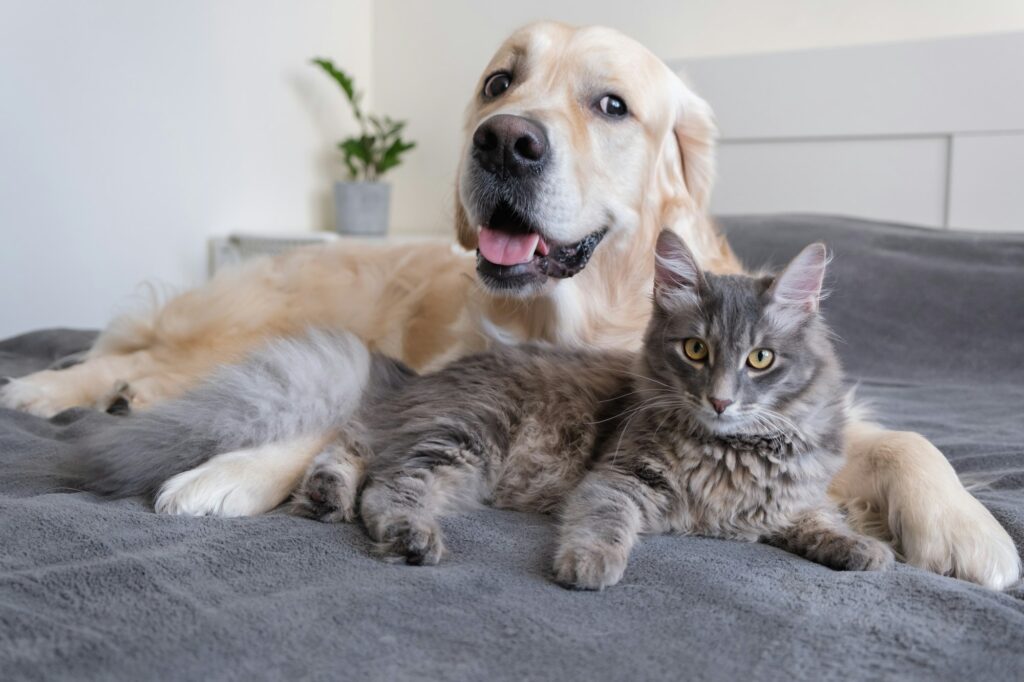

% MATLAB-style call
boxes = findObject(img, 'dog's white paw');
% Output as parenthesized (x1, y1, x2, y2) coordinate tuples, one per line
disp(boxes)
(0, 373, 78, 417)
(896, 487, 1021, 590)
(155, 451, 286, 517)
(154, 438, 322, 517)
(155, 464, 263, 517)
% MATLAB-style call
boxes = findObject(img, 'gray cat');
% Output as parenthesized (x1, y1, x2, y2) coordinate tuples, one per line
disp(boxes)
(293, 230, 892, 587)
(67, 230, 893, 589)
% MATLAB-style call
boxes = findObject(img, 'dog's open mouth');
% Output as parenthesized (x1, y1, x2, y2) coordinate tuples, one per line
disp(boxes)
(478, 202, 551, 266)
(475, 201, 607, 291)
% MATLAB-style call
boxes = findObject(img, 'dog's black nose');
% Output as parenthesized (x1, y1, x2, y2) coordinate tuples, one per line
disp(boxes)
(472, 114, 548, 177)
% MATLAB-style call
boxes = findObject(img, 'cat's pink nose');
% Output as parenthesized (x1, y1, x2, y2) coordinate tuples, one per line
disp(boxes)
(708, 397, 733, 414)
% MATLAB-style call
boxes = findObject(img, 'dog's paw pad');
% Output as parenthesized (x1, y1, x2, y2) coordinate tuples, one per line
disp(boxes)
(106, 396, 131, 415)
(99, 380, 134, 416)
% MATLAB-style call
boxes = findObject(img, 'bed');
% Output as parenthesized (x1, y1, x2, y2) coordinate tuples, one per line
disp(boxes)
(1, 215, 1022, 681)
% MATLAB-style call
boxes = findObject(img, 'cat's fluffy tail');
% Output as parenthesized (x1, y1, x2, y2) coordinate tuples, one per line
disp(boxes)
(61, 329, 379, 498)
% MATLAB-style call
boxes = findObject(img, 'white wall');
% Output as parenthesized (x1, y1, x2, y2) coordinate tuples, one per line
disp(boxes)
(371, 0, 1024, 236)
(0, 0, 371, 337)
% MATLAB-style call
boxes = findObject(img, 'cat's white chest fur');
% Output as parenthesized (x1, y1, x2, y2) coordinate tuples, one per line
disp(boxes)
(657, 440, 825, 541)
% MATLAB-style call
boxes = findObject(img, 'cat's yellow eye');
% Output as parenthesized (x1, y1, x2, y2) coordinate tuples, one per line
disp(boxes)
(747, 348, 775, 370)
(683, 338, 709, 362)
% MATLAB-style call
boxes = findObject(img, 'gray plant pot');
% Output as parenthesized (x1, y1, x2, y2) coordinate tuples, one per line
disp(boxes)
(333, 181, 391, 236)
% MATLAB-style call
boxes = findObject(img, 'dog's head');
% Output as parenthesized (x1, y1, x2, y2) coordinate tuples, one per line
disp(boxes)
(456, 22, 717, 297)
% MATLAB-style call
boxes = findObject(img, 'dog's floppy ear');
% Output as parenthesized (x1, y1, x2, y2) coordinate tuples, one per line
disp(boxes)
(455, 190, 476, 250)
(657, 76, 716, 221)
(669, 79, 717, 215)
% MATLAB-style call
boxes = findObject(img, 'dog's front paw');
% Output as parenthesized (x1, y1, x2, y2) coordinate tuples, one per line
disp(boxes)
(291, 465, 358, 523)
(155, 464, 254, 517)
(897, 487, 1021, 589)
(155, 450, 286, 517)
(376, 518, 445, 566)
(0, 373, 79, 417)
(553, 543, 628, 590)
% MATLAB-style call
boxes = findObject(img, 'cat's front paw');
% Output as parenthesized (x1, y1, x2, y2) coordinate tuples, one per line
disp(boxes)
(828, 535, 895, 572)
(291, 465, 358, 523)
(376, 518, 445, 566)
(553, 543, 629, 590)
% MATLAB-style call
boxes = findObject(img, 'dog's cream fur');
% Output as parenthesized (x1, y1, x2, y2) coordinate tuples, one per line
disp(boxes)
(154, 434, 332, 517)
(2, 23, 1018, 589)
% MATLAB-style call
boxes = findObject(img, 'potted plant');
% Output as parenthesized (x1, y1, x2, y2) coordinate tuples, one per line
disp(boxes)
(312, 58, 415, 236)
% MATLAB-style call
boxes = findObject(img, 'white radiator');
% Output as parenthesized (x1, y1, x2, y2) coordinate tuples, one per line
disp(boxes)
(208, 233, 339, 276)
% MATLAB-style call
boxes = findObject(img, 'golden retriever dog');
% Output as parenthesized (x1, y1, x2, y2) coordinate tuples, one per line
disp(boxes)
(2, 23, 1018, 589)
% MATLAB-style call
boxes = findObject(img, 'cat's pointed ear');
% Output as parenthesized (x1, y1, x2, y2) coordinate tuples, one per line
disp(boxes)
(768, 243, 828, 313)
(654, 229, 704, 307)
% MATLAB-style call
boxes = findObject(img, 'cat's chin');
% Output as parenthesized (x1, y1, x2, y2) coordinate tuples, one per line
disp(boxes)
(698, 414, 743, 434)
(696, 412, 762, 437)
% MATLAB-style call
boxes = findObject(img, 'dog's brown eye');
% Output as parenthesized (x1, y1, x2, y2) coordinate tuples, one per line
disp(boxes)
(598, 94, 628, 117)
(483, 72, 512, 98)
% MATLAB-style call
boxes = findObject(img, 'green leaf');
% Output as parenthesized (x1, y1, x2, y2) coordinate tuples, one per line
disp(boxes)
(375, 138, 416, 177)
(338, 136, 376, 180)
(311, 57, 363, 122)
(385, 120, 406, 139)
(341, 155, 358, 180)
(315, 58, 416, 177)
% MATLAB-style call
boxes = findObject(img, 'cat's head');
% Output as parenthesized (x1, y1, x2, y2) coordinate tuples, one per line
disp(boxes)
(642, 230, 839, 436)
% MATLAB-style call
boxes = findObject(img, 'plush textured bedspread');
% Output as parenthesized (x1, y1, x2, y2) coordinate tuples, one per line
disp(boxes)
(1, 215, 1022, 681)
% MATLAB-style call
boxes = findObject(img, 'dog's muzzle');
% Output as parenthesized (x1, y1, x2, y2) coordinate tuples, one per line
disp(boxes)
(466, 115, 608, 293)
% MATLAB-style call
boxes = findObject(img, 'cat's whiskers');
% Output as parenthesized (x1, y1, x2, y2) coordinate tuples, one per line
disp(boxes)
(597, 387, 673, 404)
(653, 400, 691, 438)
(610, 397, 687, 465)
(737, 410, 801, 446)
(614, 369, 674, 390)
(753, 407, 801, 435)
(749, 412, 779, 435)
(587, 391, 676, 425)
(610, 394, 678, 423)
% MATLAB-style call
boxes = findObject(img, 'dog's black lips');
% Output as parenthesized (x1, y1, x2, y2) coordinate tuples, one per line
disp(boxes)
(535, 229, 607, 278)
(475, 201, 608, 289)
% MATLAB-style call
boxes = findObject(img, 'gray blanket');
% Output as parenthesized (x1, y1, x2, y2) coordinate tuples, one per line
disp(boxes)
(2, 215, 1022, 681)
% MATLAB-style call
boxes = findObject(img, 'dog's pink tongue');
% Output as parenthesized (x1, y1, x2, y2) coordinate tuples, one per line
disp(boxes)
(478, 227, 540, 266)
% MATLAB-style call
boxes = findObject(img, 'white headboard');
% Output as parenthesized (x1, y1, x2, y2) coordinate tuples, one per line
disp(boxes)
(671, 32, 1024, 232)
